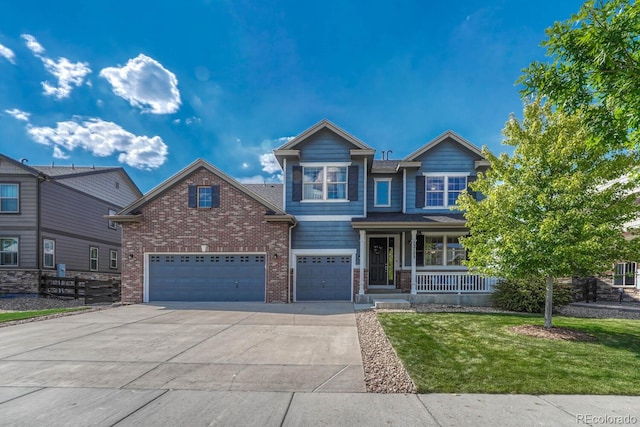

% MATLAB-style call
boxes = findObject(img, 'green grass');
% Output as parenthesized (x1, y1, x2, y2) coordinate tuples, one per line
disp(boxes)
(0, 307, 89, 323)
(377, 312, 640, 394)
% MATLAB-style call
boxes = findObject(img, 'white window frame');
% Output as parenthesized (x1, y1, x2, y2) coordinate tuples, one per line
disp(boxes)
(109, 249, 118, 269)
(613, 262, 636, 287)
(416, 232, 467, 268)
(0, 237, 18, 266)
(90, 247, 99, 271)
(374, 178, 392, 207)
(197, 186, 212, 208)
(0, 183, 19, 213)
(423, 173, 469, 208)
(43, 239, 55, 268)
(301, 163, 350, 202)
(108, 209, 117, 229)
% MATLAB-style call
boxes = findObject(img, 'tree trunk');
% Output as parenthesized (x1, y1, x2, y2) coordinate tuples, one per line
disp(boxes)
(544, 276, 554, 329)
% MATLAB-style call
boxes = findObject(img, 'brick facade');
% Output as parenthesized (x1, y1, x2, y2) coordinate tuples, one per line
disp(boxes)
(120, 168, 291, 303)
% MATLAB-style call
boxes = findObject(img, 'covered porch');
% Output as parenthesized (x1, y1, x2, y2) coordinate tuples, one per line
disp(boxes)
(351, 213, 497, 304)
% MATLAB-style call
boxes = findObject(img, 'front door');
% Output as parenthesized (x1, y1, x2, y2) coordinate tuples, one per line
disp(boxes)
(369, 237, 395, 286)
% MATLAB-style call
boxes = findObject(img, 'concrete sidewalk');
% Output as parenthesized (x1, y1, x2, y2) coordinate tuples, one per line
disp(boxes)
(1, 387, 638, 426)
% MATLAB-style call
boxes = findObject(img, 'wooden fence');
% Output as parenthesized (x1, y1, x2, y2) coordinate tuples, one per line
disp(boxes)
(40, 276, 120, 305)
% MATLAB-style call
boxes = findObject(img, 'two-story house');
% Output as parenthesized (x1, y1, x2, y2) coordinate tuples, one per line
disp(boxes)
(113, 120, 492, 304)
(0, 154, 142, 294)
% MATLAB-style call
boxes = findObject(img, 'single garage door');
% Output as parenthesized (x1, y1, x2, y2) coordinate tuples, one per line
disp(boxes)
(148, 254, 265, 301)
(296, 255, 352, 301)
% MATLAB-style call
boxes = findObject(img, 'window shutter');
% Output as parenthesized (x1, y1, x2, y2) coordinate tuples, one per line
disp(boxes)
(466, 175, 477, 199)
(292, 166, 302, 201)
(415, 176, 425, 208)
(211, 185, 220, 208)
(348, 165, 359, 201)
(188, 185, 197, 208)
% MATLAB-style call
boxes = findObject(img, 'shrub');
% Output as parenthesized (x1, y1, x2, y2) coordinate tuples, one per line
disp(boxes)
(491, 278, 573, 313)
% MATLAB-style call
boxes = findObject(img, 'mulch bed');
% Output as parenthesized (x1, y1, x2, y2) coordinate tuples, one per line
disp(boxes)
(510, 325, 596, 342)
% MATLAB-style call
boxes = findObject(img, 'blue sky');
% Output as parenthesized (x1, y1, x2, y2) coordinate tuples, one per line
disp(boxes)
(0, 0, 585, 193)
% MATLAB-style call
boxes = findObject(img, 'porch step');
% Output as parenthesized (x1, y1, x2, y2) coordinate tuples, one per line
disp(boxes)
(374, 299, 411, 310)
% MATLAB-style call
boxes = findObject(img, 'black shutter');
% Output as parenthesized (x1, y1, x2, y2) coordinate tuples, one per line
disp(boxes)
(211, 185, 220, 207)
(348, 165, 358, 201)
(466, 175, 477, 199)
(188, 185, 197, 208)
(415, 176, 425, 208)
(292, 166, 302, 201)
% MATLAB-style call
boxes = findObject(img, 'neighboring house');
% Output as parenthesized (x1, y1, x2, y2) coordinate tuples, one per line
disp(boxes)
(0, 154, 142, 294)
(113, 120, 492, 304)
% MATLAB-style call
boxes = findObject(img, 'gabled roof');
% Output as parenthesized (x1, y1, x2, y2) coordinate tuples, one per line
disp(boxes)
(32, 165, 142, 197)
(275, 119, 374, 151)
(403, 130, 484, 161)
(0, 154, 47, 177)
(118, 159, 290, 217)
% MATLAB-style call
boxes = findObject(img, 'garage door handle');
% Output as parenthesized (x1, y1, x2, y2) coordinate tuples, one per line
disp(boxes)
(234, 280, 239, 288)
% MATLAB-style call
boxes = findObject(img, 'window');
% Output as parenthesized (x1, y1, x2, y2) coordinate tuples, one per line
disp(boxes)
(197, 186, 212, 208)
(413, 234, 467, 267)
(109, 250, 118, 269)
(43, 239, 55, 268)
(303, 166, 347, 201)
(614, 262, 636, 286)
(0, 184, 19, 213)
(108, 209, 117, 229)
(374, 179, 391, 207)
(90, 247, 98, 271)
(424, 175, 467, 208)
(0, 238, 18, 266)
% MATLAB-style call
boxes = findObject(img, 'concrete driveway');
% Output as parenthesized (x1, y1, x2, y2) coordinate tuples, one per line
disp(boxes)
(0, 302, 365, 393)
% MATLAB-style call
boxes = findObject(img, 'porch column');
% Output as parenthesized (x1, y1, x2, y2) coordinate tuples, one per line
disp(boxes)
(411, 229, 417, 295)
(359, 230, 366, 295)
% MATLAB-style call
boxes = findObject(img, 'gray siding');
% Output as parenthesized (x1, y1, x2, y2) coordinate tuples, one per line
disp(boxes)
(405, 138, 480, 214)
(367, 173, 403, 213)
(292, 221, 360, 258)
(0, 171, 39, 268)
(40, 181, 121, 272)
(285, 130, 366, 216)
(55, 170, 140, 208)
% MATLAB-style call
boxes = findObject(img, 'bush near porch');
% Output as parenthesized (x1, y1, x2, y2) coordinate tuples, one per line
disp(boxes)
(491, 278, 573, 313)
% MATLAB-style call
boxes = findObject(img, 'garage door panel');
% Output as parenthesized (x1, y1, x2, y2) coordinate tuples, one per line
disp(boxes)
(296, 255, 352, 301)
(149, 254, 265, 302)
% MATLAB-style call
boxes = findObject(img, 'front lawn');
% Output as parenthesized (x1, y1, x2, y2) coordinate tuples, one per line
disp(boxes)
(0, 307, 88, 324)
(377, 312, 640, 394)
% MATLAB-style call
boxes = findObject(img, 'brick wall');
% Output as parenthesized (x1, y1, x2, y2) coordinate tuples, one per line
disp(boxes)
(120, 168, 290, 303)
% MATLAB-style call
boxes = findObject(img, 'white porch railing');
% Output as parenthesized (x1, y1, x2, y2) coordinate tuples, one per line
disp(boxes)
(416, 272, 498, 293)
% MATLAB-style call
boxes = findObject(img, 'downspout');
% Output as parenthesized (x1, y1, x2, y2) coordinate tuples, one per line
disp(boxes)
(288, 219, 297, 303)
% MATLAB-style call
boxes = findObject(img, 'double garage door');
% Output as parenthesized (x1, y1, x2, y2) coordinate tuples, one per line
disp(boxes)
(295, 255, 352, 301)
(148, 254, 265, 301)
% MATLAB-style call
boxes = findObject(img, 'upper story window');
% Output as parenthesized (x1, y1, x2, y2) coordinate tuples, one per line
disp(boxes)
(188, 185, 220, 209)
(0, 238, 18, 266)
(108, 209, 117, 229)
(303, 166, 347, 201)
(197, 186, 212, 208)
(424, 174, 467, 208)
(0, 184, 19, 213)
(374, 178, 391, 207)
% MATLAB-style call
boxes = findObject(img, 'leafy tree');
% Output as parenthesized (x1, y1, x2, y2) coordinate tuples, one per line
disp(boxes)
(456, 101, 639, 328)
(519, 0, 640, 149)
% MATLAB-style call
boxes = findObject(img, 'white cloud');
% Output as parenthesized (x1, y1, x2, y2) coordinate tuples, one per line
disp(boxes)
(52, 146, 69, 159)
(237, 174, 282, 184)
(4, 108, 31, 121)
(21, 33, 91, 99)
(21, 34, 44, 55)
(100, 54, 181, 114)
(260, 152, 281, 174)
(0, 43, 15, 64)
(242, 162, 249, 169)
(26, 117, 168, 170)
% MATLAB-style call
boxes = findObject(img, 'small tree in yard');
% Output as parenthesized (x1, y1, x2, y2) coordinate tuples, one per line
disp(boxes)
(456, 101, 640, 328)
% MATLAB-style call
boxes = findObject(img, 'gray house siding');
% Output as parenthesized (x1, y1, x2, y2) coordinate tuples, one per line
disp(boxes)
(285, 131, 366, 216)
(292, 221, 360, 258)
(0, 173, 39, 269)
(405, 139, 480, 214)
(40, 181, 122, 272)
(55, 170, 140, 208)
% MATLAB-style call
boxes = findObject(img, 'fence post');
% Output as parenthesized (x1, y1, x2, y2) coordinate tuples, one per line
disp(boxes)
(74, 278, 80, 300)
